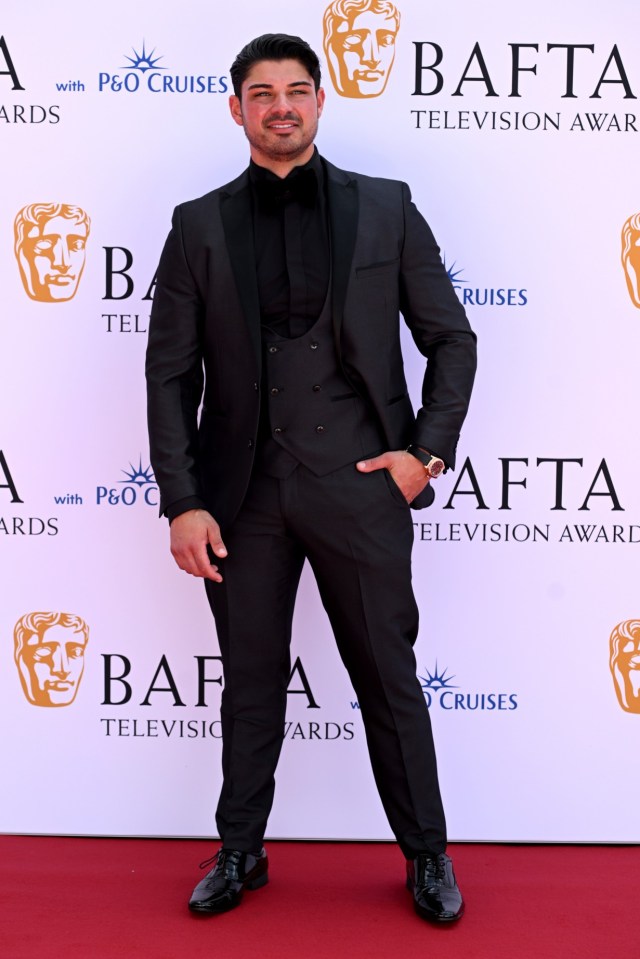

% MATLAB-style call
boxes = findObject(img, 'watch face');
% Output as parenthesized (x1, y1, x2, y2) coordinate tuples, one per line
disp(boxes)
(428, 458, 445, 478)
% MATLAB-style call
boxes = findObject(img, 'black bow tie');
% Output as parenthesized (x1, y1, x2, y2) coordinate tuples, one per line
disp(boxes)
(254, 166, 318, 210)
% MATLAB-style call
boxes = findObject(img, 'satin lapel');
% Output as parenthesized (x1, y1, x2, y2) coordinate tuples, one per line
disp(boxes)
(325, 162, 359, 349)
(219, 178, 261, 372)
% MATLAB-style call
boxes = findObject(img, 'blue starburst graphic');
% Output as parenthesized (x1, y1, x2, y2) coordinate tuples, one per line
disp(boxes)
(418, 662, 458, 692)
(443, 254, 467, 285)
(120, 457, 156, 486)
(122, 42, 165, 73)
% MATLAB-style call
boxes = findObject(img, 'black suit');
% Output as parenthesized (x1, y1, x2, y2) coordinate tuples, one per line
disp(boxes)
(146, 159, 476, 525)
(146, 157, 476, 857)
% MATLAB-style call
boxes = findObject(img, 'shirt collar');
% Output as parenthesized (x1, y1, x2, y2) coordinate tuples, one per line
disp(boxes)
(249, 147, 324, 192)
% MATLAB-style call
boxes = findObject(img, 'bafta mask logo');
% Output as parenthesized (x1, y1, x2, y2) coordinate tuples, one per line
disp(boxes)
(14, 203, 91, 302)
(323, 0, 400, 99)
(14, 611, 89, 707)
(621, 212, 640, 308)
(609, 619, 640, 714)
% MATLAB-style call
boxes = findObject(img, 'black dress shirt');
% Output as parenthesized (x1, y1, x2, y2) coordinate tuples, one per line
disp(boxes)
(249, 148, 330, 338)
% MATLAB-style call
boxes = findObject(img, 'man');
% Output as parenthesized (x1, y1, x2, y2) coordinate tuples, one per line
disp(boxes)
(14, 611, 89, 707)
(146, 34, 476, 923)
(323, 0, 400, 99)
(14, 203, 90, 302)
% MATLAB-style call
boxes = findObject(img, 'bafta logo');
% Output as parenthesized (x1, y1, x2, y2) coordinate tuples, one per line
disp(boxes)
(14, 612, 89, 707)
(609, 619, 640, 714)
(14, 203, 91, 302)
(621, 212, 640, 308)
(323, 0, 400, 99)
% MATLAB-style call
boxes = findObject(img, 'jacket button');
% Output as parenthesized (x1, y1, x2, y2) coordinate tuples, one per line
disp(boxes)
(310, 342, 319, 350)
(274, 427, 284, 435)
(312, 384, 321, 392)
(270, 387, 280, 396)
(248, 440, 254, 448)
(315, 425, 325, 433)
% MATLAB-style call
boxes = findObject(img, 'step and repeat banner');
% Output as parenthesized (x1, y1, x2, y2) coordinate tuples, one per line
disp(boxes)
(2, 0, 639, 842)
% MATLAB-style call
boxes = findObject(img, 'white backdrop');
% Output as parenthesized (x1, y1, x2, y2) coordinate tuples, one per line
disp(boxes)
(2, 0, 639, 842)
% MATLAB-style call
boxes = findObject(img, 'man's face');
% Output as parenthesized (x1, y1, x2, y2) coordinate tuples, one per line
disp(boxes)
(326, 10, 398, 98)
(18, 625, 87, 706)
(229, 59, 325, 169)
(623, 229, 640, 307)
(18, 215, 88, 302)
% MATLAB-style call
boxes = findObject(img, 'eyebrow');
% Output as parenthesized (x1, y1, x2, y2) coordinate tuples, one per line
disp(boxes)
(246, 80, 313, 91)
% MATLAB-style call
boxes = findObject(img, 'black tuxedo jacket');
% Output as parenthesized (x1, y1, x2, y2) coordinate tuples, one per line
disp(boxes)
(146, 157, 477, 528)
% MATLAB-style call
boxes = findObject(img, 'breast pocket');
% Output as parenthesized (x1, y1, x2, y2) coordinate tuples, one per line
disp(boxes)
(355, 257, 400, 279)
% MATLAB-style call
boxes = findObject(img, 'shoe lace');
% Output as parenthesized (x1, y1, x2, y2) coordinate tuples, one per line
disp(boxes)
(421, 854, 446, 886)
(198, 847, 242, 872)
(198, 849, 221, 871)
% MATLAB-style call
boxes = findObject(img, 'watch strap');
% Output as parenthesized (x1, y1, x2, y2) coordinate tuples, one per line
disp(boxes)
(406, 445, 436, 467)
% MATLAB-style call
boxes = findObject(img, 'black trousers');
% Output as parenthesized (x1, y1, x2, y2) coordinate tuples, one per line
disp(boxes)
(204, 461, 447, 859)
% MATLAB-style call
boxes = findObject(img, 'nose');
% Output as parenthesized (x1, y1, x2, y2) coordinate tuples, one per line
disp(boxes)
(361, 34, 381, 68)
(52, 238, 71, 272)
(51, 645, 71, 678)
(271, 91, 291, 113)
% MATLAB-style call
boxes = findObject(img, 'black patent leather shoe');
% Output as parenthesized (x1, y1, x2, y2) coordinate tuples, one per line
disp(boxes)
(188, 847, 268, 915)
(406, 852, 464, 923)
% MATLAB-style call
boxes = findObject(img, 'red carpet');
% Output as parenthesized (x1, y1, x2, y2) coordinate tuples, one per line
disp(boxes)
(0, 838, 636, 959)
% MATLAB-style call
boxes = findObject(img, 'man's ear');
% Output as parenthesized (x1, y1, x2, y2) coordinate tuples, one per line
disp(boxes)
(316, 86, 326, 118)
(229, 94, 244, 126)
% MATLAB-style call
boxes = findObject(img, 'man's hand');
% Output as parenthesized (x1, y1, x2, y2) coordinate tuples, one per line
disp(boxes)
(357, 450, 428, 504)
(169, 509, 227, 583)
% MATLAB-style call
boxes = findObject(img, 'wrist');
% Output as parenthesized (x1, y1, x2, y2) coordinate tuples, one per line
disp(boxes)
(406, 445, 446, 479)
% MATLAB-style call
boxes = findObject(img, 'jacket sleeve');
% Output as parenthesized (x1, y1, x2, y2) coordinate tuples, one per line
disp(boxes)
(398, 182, 477, 469)
(145, 205, 206, 516)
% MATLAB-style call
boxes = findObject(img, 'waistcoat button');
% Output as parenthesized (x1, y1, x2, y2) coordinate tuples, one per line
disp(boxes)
(270, 387, 280, 396)
(310, 342, 319, 350)
(268, 346, 279, 354)
(315, 425, 325, 433)
(312, 384, 321, 392)
(274, 427, 284, 435)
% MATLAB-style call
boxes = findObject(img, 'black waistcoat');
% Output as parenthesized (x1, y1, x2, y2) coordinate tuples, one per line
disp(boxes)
(257, 290, 384, 478)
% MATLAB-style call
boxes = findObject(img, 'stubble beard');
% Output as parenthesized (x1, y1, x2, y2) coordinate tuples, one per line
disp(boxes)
(244, 115, 319, 164)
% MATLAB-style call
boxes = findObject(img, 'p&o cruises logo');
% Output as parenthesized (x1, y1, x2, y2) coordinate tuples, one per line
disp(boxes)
(98, 41, 228, 95)
(419, 662, 518, 711)
(445, 255, 528, 309)
(96, 457, 158, 507)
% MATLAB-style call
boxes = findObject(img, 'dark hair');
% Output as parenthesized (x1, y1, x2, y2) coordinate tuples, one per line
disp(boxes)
(230, 34, 322, 97)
